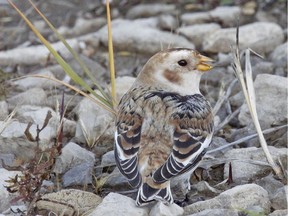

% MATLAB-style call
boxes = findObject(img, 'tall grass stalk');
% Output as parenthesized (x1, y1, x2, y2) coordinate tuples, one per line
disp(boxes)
(232, 27, 283, 179)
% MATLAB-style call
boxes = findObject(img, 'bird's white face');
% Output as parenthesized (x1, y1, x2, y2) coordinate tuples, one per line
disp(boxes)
(138, 48, 213, 95)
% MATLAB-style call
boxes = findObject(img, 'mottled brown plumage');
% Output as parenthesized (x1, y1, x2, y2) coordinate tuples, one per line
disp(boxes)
(114, 48, 214, 206)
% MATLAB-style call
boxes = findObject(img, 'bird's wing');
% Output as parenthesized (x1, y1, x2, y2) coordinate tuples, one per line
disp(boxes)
(115, 93, 143, 188)
(152, 94, 213, 184)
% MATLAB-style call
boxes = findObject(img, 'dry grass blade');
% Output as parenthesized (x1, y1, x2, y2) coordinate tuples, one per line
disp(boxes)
(8, 0, 114, 111)
(106, 0, 116, 108)
(0, 107, 17, 135)
(14, 75, 116, 115)
(27, 0, 112, 104)
(231, 26, 284, 179)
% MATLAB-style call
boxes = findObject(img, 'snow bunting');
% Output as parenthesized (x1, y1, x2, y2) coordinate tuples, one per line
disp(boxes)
(114, 48, 214, 206)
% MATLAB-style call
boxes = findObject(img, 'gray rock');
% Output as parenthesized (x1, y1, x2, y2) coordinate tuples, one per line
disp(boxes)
(103, 167, 130, 190)
(186, 209, 238, 216)
(255, 174, 284, 199)
(178, 23, 221, 48)
(0, 120, 54, 142)
(0, 168, 23, 212)
(0, 153, 14, 168)
(158, 14, 178, 31)
(184, 184, 270, 215)
(209, 6, 241, 27)
(251, 61, 274, 78)
(269, 209, 288, 216)
(16, 105, 76, 138)
(101, 150, 115, 167)
(7, 88, 47, 107)
(223, 146, 288, 183)
(203, 22, 284, 54)
(13, 69, 59, 90)
(126, 4, 176, 19)
(271, 186, 287, 210)
(238, 74, 287, 128)
(62, 162, 93, 187)
(54, 142, 95, 174)
(270, 42, 288, 69)
(36, 189, 102, 216)
(97, 19, 195, 55)
(0, 101, 8, 121)
(74, 91, 114, 146)
(89, 192, 149, 216)
(181, 12, 211, 25)
(150, 202, 184, 216)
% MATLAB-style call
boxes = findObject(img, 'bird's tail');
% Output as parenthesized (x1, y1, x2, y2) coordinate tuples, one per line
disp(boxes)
(136, 182, 173, 206)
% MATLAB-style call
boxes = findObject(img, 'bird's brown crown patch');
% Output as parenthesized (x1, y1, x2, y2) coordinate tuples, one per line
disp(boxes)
(163, 70, 182, 84)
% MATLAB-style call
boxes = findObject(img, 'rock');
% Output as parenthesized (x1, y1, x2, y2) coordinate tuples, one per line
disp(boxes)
(0, 39, 80, 66)
(16, 105, 76, 138)
(0, 120, 54, 143)
(53, 142, 95, 174)
(51, 17, 106, 40)
(62, 162, 93, 187)
(255, 174, 284, 199)
(209, 6, 241, 27)
(126, 4, 176, 19)
(270, 186, 287, 210)
(269, 209, 288, 216)
(7, 88, 47, 107)
(251, 61, 274, 78)
(103, 167, 130, 190)
(0, 168, 23, 212)
(36, 189, 102, 215)
(150, 202, 184, 216)
(203, 22, 284, 54)
(270, 42, 287, 69)
(223, 146, 287, 183)
(0, 101, 8, 121)
(101, 150, 115, 167)
(13, 69, 59, 90)
(89, 192, 149, 216)
(184, 184, 270, 215)
(181, 12, 211, 25)
(158, 14, 178, 31)
(114, 76, 136, 101)
(73, 91, 114, 146)
(238, 74, 287, 128)
(0, 153, 14, 168)
(97, 19, 195, 55)
(177, 23, 221, 48)
(186, 209, 238, 216)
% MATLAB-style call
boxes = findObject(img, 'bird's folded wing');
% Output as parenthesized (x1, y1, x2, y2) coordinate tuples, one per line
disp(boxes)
(153, 99, 213, 184)
(115, 101, 143, 188)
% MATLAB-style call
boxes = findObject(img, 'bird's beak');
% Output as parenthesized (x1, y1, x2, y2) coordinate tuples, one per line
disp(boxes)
(197, 54, 214, 72)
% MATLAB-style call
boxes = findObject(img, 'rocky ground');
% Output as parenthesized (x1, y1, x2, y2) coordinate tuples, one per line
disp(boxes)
(0, 0, 287, 216)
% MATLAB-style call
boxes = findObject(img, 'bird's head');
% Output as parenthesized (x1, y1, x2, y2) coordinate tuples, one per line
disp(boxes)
(137, 48, 214, 95)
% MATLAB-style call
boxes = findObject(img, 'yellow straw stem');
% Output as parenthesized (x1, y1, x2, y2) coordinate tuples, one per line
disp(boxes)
(106, 0, 116, 108)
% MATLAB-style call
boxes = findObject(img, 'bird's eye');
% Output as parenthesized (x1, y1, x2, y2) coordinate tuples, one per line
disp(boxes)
(178, 60, 187, 66)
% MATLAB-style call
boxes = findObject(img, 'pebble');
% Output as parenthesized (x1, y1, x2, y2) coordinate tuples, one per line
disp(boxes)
(53, 142, 95, 174)
(126, 4, 176, 19)
(36, 189, 102, 215)
(177, 23, 221, 48)
(184, 184, 270, 215)
(203, 22, 284, 54)
(97, 19, 195, 55)
(89, 192, 149, 216)
(7, 88, 47, 107)
(238, 74, 288, 128)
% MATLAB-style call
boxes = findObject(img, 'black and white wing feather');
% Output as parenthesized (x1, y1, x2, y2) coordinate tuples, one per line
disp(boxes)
(152, 93, 213, 183)
(115, 92, 143, 188)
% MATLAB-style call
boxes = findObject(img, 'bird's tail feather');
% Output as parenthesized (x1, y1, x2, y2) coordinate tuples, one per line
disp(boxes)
(136, 182, 173, 206)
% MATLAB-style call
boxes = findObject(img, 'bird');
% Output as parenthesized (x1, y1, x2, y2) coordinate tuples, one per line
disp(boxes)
(114, 48, 214, 206)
